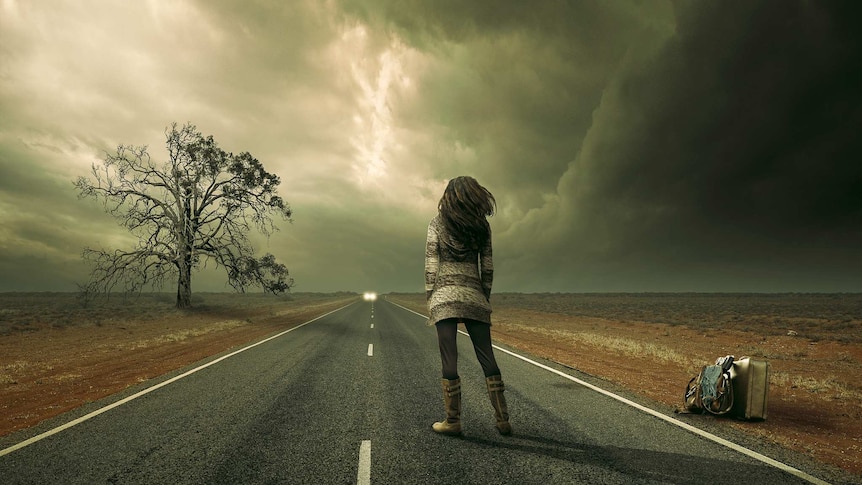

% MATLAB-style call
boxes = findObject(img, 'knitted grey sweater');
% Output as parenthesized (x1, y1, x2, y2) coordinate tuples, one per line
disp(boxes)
(425, 215, 493, 325)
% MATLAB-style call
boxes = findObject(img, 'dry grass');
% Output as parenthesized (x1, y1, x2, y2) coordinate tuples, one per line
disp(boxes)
(0, 291, 357, 381)
(1, 360, 54, 385)
(386, 292, 862, 477)
(485, 292, 862, 343)
(771, 371, 859, 400)
(0, 291, 358, 438)
(0, 291, 355, 334)
(123, 319, 249, 350)
(499, 322, 695, 368)
(491, 315, 862, 402)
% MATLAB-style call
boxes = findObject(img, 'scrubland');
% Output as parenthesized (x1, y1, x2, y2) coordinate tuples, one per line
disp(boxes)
(0, 292, 355, 435)
(387, 292, 862, 478)
(1, 291, 859, 479)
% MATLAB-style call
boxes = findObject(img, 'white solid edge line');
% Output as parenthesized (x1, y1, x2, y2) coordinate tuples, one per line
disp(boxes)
(0, 300, 359, 458)
(357, 440, 371, 485)
(386, 299, 830, 485)
(367, 343, 374, 356)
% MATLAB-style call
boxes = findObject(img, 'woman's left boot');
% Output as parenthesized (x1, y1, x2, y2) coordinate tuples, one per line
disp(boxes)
(486, 375, 512, 435)
(432, 378, 462, 436)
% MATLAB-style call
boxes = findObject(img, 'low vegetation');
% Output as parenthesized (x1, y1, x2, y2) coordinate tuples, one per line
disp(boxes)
(387, 292, 862, 478)
(0, 292, 354, 335)
(488, 292, 862, 343)
(2, 291, 859, 479)
(0, 292, 356, 436)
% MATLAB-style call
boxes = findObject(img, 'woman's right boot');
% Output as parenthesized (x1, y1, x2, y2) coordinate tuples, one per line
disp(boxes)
(486, 375, 512, 435)
(432, 378, 462, 436)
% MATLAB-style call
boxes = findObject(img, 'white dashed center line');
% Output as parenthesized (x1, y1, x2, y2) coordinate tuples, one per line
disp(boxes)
(367, 344, 373, 356)
(357, 440, 371, 485)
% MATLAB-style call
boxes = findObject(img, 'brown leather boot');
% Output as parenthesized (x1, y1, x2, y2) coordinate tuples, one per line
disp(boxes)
(432, 378, 462, 436)
(486, 375, 512, 435)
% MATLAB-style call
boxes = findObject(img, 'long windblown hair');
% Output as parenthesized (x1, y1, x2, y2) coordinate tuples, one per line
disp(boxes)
(438, 176, 496, 255)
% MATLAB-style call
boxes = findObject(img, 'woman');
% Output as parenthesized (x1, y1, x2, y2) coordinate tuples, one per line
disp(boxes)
(425, 176, 511, 436)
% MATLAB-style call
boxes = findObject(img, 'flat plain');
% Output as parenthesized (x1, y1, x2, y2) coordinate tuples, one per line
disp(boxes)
(0, 292, 355, 438)
(1, 291, 860, 478)
(388, 292, 862, 477)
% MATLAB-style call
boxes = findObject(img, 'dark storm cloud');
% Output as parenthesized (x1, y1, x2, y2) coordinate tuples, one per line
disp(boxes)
(1, 0, 860, 293)
(341, 0, 861, 291)
(597, 0, 862, 237)
(279, 204, 424, 293)
(0, 141, 107, 291)
(502, 0, 862, 291)
(341, 0, 673, 211)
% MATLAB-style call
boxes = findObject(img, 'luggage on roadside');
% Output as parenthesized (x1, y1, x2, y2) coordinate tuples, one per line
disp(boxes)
(684, 355, 735, 415)
(729, 356, 769, 420)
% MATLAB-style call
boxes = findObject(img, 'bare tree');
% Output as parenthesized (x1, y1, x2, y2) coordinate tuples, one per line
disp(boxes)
(74, 122, 293, 308)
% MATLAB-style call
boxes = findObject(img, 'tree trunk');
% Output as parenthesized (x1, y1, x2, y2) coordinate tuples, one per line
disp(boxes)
(176, 257, 192, 308)
(176, 190, 194, 309)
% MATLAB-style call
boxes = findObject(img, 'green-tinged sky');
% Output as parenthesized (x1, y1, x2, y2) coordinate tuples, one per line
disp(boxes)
(1, 0, 860, 294)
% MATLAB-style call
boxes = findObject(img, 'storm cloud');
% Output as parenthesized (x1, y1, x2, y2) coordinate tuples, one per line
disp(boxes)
(1, 0, 859, 293)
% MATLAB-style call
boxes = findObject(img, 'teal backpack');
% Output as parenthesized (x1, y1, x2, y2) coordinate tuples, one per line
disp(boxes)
(684, 355, 734, 415)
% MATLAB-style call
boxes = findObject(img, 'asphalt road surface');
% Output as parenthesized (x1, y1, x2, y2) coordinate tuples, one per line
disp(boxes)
(0, 298, 837, 484)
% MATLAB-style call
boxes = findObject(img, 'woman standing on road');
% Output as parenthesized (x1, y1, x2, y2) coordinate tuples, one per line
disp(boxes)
(425, 176, 512, 436)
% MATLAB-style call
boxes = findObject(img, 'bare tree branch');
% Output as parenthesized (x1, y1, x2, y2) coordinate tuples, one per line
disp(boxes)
(74, 122, 293, 308)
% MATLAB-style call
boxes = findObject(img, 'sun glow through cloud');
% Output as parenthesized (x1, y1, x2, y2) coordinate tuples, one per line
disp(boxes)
(343, 27, 412, 188)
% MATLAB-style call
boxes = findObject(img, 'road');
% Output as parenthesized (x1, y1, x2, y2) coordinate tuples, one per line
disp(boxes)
(0, 298, 834, 484)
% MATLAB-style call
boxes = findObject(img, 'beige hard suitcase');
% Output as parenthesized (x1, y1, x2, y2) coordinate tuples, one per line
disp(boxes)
(729, 357, 769, 420)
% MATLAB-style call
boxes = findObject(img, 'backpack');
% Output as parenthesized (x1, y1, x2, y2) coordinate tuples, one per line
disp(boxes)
(684, 355, 734, 415)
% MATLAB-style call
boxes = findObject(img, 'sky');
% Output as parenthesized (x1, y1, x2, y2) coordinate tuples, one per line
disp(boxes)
(1, 0, 860, 294)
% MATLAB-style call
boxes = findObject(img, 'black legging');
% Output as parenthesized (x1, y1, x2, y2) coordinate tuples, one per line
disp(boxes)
(435, 318, 501, 380)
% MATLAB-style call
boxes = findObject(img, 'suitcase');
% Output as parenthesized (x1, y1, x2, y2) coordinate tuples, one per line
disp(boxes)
(729, 357, 769, 420)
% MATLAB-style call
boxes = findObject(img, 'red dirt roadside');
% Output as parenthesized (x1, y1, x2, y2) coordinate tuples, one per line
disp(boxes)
(1, 292, 859, 482)
(0, 294, 355, 437)
(491, 310, 862, 476)
(387, 294, 862, 479)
